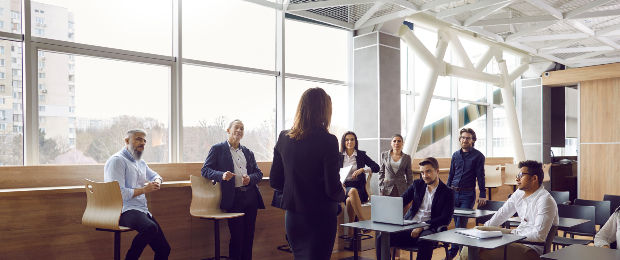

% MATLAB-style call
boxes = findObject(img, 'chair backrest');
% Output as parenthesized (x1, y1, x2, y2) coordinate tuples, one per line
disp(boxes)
(542, 163, 551, 182)
(504, 163, 519, 185)
(557, 204, 596, 235)
(476, 201, 506, 225)
(365, 171, 374, 202)
(603, 194, 620, 217)
(483, 165, 502, 188)
(543, 225, 559, 254)
(82, 178, 124, 230)
(549, 191, 570, 205)
(574, 199, 611, 226)
(190, 175, 224, 217)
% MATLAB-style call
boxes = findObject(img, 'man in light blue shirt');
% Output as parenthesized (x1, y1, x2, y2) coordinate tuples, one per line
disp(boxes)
(104, 129, 170, 260)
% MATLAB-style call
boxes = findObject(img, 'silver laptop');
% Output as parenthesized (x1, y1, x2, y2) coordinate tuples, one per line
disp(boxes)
(371, 195, 417, 226)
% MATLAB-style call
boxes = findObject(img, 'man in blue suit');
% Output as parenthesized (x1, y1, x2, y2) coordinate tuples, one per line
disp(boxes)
(201, 119, 265, 260)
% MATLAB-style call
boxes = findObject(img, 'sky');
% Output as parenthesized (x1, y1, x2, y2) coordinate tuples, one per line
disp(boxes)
(35, 0, 349, 130)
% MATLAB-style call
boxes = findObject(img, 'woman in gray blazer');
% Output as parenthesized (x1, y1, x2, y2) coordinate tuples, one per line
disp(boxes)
(378, 134, 414, 197)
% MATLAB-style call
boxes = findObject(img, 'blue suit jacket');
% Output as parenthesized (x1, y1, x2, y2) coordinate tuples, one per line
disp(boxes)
(201, 141, 265, 210)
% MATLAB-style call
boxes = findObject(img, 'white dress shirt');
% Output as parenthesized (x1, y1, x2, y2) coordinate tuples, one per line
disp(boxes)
(342, 150, 371, 181)
(594, 209, 620, 248)
(412, 185, 437, 225)
(227, 140, 247, 188)
(104, 147, 162, 215)
(485, 185, 559, 255)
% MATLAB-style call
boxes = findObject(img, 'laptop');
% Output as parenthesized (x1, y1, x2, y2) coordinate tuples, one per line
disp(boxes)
(370, 195, 418, 226)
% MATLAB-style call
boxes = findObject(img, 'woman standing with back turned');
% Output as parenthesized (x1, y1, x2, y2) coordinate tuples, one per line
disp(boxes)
(269, 87, 346, 260)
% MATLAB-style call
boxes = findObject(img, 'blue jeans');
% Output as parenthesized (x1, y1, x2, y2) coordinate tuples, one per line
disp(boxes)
(448, 190, 476, 257)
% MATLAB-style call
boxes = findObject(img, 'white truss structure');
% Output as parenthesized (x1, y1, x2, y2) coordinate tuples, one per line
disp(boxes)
(245, 0, 620, 67)
(398, 24, 527, 163)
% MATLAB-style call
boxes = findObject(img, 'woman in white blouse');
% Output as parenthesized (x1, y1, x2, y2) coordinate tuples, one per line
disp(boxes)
(594, 206, 620, 249)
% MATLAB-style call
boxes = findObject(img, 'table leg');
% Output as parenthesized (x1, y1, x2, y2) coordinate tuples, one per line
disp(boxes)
(353, 228, 358, 260)
(468, 246, 479, 260)
(379, 231, 390, 260)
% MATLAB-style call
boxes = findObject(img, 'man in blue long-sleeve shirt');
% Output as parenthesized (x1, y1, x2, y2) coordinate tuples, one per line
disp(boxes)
(104, 129, 171, 260)
(445, 128, 486, 260)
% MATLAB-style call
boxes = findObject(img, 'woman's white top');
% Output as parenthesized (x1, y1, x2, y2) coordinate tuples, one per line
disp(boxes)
(390, 155, 402, 173)
(594, 209, 620, 248)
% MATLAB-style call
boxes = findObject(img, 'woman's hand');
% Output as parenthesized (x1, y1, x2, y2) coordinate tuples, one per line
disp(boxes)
(351, 169, 364, 179)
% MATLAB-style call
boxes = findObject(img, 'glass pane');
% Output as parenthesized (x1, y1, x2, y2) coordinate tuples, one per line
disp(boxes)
(457, 78, 486, 103)
(414, 98, 451, 158)
(414, 27, 450, 97)
(183, 65, 276, 162)
(459, 102, 487, 156)
(1, 1, 21, 34)
(284, 79, 348, 143)
(492, 107, 512, 157)
(0, 40, 23, 166)
(39, 53, 169, 164)
(286, 20, 348, 80)
(33, 0, 172, 56)
(184, 0, 275, 70)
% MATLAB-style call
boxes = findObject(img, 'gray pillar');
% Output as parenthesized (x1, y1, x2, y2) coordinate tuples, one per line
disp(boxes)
(353, 31, 400, 196)
(520, 77, 551, 187)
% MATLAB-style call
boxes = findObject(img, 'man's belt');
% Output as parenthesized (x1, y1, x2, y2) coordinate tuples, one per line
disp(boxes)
(450, 186, 475, 192)
(235, 186, 250, 192)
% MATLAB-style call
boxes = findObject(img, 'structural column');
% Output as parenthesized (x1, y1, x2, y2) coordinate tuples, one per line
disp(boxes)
(352, 31, 401, 195)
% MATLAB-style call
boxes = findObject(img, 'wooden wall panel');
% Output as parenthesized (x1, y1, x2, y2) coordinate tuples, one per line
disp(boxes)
(0, 181, 295, 260)
(581, 78, 620, 143)
(542, 62, 620, 86)
(580, 144, 620, 201)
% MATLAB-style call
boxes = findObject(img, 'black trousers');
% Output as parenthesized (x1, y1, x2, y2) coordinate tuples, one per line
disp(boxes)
(226, 187, 259, 260)
(375, 229, 436, 260)
(285, 210, 337, 260)
(119, 210, 171, 260)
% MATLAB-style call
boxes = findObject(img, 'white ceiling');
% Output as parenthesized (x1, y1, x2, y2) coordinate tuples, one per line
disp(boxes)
(257, 0, 620, 68)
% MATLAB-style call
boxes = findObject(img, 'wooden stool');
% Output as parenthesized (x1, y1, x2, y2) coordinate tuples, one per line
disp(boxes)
(190, 175, 244, 260)
(82, 179, 134, 260)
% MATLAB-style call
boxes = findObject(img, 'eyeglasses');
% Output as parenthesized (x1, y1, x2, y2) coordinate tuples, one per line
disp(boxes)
(460, 136, 472, 141)
(515, 173, 531, 179)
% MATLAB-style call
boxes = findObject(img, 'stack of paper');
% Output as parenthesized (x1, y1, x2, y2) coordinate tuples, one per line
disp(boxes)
(456, 229, 503, 238)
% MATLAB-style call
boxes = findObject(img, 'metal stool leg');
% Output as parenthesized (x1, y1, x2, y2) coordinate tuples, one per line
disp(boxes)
(214, 219, 220, 260)
(114, 231, 121, 260)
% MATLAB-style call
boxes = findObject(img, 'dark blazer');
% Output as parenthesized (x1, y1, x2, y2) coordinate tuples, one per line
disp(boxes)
(402, 178, 455, 231)
(270, 129, 346, 214)
(338, 150, 380, 202)
(201, 141, 265, 210)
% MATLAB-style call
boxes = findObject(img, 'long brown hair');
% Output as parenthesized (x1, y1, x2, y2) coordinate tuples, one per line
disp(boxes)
(288, 87, 332, 140)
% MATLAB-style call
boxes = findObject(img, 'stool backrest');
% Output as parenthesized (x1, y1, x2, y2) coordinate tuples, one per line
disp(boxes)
(603, 194, 620, 217)
(542, 163, 551, 182)
(504, 163, 519, 185)
(549, 191, 570, 205)
(574, 199, 610, 226)
(190, 175, 223, 217)
(82, 178, 124, 230)
(483, 165, 502, 188)
(557, 204, 596, 235)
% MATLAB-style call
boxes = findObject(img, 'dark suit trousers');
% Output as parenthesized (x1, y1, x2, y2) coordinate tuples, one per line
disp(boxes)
(375, 229, 436, 260)
(119, 210, 171, 260)
(226, 187, 259, 260)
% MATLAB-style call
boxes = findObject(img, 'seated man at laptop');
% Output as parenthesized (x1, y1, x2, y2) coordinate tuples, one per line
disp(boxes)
(375, 157, 455, 260)
(460, 160, 559, 260)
